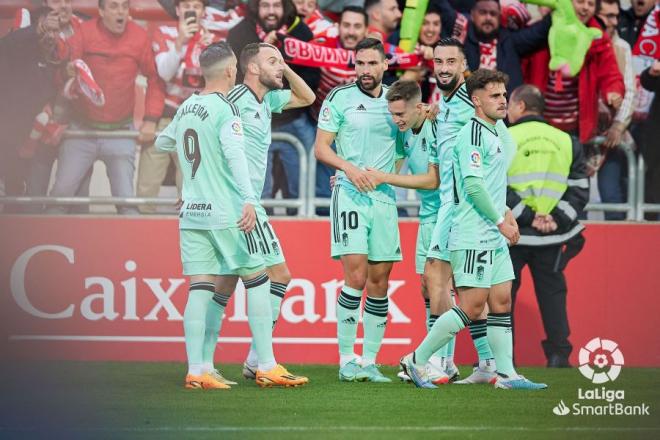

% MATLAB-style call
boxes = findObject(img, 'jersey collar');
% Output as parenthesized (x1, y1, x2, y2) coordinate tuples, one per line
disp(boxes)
(443, 81, 466, 103)
(242, 84, 265, 104)
(472, 116, 498, 136)
(356, 81, 384, 99)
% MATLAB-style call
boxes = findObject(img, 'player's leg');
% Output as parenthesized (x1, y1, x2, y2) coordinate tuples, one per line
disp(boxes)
(200, 274, 239, 385)
(487, 247, 547, 390)
(179, 229, 230, 390)
(331, 185, 370, 380)
(422, 258, 454, 383)
(243, 209, 291, 377)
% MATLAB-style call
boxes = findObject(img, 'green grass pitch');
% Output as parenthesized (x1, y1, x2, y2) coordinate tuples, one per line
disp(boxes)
(1, 362, 658, 439)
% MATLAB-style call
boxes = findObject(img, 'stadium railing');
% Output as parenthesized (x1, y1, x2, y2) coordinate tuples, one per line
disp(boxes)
(635, 154, 660, 220)
(0, 130, 307, 213)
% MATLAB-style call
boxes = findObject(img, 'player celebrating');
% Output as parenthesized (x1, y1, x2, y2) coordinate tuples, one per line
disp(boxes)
(156, 41, 307, 389)
(314, 38, 400, 383)
(199, 42, 314, 380)
(401, 68, 547, 390)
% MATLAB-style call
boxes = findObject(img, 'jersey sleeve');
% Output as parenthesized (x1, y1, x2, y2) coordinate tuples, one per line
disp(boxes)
(428, 121, 440, 165)
(457, 125, 484, 179)
(317, 96, 343, 133)
(218, 111, 258, 205)
(395, 132, 406, 161)
(155, 117, 178, 152)
(265, 89, 292, 114)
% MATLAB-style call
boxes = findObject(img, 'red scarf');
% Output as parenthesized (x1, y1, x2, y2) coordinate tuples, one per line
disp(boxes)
(631, 4, 660, 120)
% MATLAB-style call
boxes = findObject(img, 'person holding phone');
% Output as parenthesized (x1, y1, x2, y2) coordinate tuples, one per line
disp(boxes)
(137, 0, 221, 214)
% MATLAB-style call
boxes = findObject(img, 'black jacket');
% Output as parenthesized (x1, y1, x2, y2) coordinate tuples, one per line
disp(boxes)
(506, 116, 589, 247)
(227, 17, 320, 126)
(617, 7, 651, 48)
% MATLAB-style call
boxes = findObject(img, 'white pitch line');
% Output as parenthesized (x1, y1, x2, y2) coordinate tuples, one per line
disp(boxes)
(8, 335, 411, 345)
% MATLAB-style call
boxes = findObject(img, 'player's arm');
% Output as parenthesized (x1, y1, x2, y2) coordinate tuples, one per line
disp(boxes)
(366, 163, 439, 190)
(282, 63, 315, 109)
(464, 176, 518, 244)
(314, 128, 376, 191)
(219, 115, 258, 232)
(155, 118, 177, 152)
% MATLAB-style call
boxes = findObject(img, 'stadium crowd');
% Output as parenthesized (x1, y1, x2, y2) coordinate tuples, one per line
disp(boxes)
(0, 0, 658, 218)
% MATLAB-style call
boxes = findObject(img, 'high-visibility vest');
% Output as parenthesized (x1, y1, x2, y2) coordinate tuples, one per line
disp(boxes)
(508, 120, 573, 215)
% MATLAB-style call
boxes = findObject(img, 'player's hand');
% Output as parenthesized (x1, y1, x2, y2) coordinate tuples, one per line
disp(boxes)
(345, 164, 376, 192)
(237, 203, 257, 232)
(175, 198, 183, 212)
(419, 45, 434, 60)
(364, 167, 386, 186)
(176, 16, 200, 48)
(606, 92, 623, 110)
(200, 29, 214, 46)
(138, 121, 157, 147)
(603, 122, 624, 149)
(422, 102, 440, 120)
(329, 175, 336, 190)
(498, 221, 519, 245)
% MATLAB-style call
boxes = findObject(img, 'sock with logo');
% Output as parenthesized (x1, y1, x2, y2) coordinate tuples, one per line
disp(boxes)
(336, 286, 362, 365)
(414, 306, 470, 366)
(362, 296, 389, 366)
(245, 273, 277, 372)
(245, 281, 288, 368)
(184, 282, 214, 376)
(424, 298, 431, 331)
(469, 319, 494, 362)
(201, 291, 232, 373)
(487, 312, 517, 378)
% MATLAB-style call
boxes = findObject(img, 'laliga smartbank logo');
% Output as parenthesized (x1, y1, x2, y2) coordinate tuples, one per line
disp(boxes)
(552, 338, 650, 417)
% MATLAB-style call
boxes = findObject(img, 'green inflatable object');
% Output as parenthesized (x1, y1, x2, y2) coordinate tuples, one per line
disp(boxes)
(399, 0, 430, 53)
(522, 0, 601, 76)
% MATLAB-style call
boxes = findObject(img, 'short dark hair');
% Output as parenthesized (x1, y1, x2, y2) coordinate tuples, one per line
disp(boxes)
(199, 41, 235, 75)
(355, 37, 385, 60)
(248, 0, 297, 26)
(510, 84, 545, 113)
(433, 37, 465, 56)
(239, 42, 276, 74)
(33, 6, 54, 23)
(465, 68, 509, 98)
(473, 0, 501, 9)
(364, 0, 381, 14)
(385, 80, 422, 103)
(596, 0, 620, 12)
(340, 6, 368, 25)
(174, 0, 210, 6)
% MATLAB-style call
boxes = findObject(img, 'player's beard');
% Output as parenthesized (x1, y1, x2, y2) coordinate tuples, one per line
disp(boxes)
(435, 73, 460, 92)
(260, 74, 283, 90)
(357, 74, 381, 91)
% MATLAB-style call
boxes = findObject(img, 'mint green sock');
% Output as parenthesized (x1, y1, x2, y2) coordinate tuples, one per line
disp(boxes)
(469, 319, 494, 361)
(414, 307, 470, 366)
(428, 315, 447, 358)
(336, 286, 362, 357)
(183, 282, 214, 375)
(487, 313, 517, 377)
(246, 281, 287, 365)
(202, 292, 231, 369)
(362, 296, 388, 364)
(245, 274, 276, 372)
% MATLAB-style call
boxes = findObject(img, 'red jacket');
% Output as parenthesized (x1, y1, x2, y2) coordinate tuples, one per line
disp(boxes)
(67, 18, 165, 124)
(525, 18, 624, 144)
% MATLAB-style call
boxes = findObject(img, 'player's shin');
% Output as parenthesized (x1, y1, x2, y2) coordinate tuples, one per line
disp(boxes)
(414, 306, 470, 366)
(245, 273, 277, 372)
(362, 296, 389, 366)
(245, 281, 288, 368)
(336, 286, 362, 366)
(202, 292, 231, 372)
(487, 312, 517, 378)
(184, 282, 215, 375)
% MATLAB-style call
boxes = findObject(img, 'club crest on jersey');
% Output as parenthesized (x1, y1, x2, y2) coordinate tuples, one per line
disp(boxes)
(470, 150, 481, 169)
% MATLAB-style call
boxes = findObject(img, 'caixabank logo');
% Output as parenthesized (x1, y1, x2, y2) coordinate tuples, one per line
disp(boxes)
(553, 338, 650, 417)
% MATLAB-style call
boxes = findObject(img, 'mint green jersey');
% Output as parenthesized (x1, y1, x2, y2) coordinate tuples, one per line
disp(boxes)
(435, 83, 475, 206)
(395, 119, 440, 222)
(156, 92, 257, 230)
(318, 82, 399, 204)
(227, 84, 291, 196)
(448, 116, 511, 250)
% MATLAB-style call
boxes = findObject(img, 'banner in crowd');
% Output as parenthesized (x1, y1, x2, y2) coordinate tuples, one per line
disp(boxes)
(0, 217, 658, 366)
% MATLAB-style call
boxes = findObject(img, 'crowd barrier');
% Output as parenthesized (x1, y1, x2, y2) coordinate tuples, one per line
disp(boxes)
(0, 217, 658, 366)
(0, 131, 655, 220)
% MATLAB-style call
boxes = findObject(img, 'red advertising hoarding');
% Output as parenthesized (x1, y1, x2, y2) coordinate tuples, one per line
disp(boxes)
(0, 216, 658, 366)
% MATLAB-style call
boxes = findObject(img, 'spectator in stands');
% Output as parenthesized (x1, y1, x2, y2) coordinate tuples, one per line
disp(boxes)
(228, 0, 320, 215)
(527, 0, 624, 152)
(0, 7, 61, 210)
(365, 0, 402, 42)
(439, 0, 551, 92)
(593, 0, 636, 220)
(138, 0, 222, 213)
(295, 0, 335, 38)
(48, 0, 165, 215)
(293, 0, 317, 19)
(506, 85, 588, 368)
(640, 61, 660, 219)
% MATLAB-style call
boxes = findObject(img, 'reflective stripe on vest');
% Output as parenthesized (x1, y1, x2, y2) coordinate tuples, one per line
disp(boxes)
(507, 121, 573, 215)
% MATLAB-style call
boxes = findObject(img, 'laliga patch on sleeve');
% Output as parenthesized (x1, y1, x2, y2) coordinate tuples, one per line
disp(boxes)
(320, 106, 331, 123)
(231, 120, 243, 137)
(469, 150, 481, 169)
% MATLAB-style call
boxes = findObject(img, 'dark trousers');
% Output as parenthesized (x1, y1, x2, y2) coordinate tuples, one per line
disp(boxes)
(510, 244, 572, 362)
